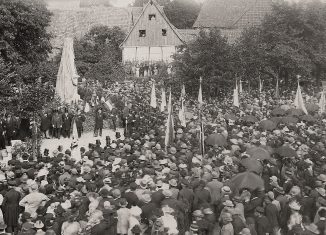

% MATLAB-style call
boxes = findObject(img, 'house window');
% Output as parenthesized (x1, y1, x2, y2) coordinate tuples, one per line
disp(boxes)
(139, 30, 146, 37)
(162, 29, 167, 36)
(149, 14, 156, 20)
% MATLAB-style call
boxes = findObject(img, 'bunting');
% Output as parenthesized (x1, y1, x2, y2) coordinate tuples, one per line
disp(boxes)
(150, 81, 157, 108)
(294, 82, 308, 114)
(160, 87, 167, 112)
(164, 90, 174, 149)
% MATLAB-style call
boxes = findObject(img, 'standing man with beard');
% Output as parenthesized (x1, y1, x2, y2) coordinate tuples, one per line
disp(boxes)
(94, 108, 105, 137)
(51, 109, 63, 139)
(62, 110, 72, 138)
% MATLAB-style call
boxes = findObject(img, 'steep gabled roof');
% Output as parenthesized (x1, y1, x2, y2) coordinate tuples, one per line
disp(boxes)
(120, 0, 184, 47)
(193, 0, 273, 29)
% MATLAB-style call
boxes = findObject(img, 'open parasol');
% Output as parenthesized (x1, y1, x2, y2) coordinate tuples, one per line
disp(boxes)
(287, 108, 304, 117)
(246, 146, 271, 160)
(205, 134, 227, 147)
(306, 103, 319, 113)
(242, 115, 259, 123)
(281, 116, 298, 125)
(228, 171, 264, 192)
(300, 115, 317, 123)
(271, 108, 286, 117)
(275, 145, 298, 158)
(259, 120, 277, 131)
(224, 113, 238, 121)
(240, 158, 263, 174)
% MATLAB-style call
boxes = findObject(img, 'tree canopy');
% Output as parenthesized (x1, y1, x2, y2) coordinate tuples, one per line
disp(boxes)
(74, 26, 126, 85)
(0, 0, 52, 64)
(172, 0, 326, 99)
(0, 0, 56, 116)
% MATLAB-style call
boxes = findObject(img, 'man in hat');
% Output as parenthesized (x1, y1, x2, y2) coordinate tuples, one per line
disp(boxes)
(254, 207, 272, 235)
(117, 198, 130, 235)
(94, 108, 106, 137)
(51, 109, 63, 139)
(62, 110, 72, 138)
(264, 194, 279, 234)
(123, 182, 139, 208)
(75, 109, 85, 138)
(206, 171, 223, 204)
(221, 212, 234, 235)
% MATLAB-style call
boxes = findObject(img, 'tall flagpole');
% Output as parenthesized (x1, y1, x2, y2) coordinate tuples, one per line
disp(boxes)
(198, 77, 205, 156)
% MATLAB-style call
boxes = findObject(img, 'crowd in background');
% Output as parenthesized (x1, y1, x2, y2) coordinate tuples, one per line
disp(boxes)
(0, 80, 325, 235)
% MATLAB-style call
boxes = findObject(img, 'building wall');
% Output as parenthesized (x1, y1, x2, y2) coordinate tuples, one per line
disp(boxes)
(122, 46, 176, 63)
(123, 3, 183, 47)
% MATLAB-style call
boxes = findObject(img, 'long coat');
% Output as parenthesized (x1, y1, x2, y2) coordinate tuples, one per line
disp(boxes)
(62, 114, 72, 131)
(3, 188, 21, 227)
(95, 112, 105, 129)
(52, 112, 63, 128)
(40, 114, 51, 131)
(117, 208, 130, 235)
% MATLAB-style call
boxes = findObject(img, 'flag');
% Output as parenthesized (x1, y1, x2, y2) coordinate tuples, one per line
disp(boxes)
(198, 77, 203, 105)
(84, 102, 90, 113)
(239, 79, 243, 93)
(165, 90, 174, 148)
(178, 99, 186, 127)
(181, 84, 186, 100)
(104, 99, 113, 111)
(319, 92, 326, 114)
(275, 78, 280, 98)
(160, 87, 167, 112)
(150, 81, 157, 108)
(72, 119, 78, 139)
(259, 78, 263, 93)
(233, 84, 239, 107)
(294, 82, 308, 114)
(199, 116, 205, 156)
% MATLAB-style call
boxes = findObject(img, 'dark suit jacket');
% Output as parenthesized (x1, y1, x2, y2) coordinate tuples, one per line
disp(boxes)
(265, 203, 279, 228)
(62, 114, 72, 130)
(123, 191, 139, 208)
(256, 216, 272, 235)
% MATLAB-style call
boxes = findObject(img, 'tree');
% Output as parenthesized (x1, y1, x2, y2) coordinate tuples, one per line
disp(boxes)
(74, 25, 126, 84)
(0, 0, 52, 64)
(164, 0, 201, 29)
(172, 29, 233, 97)
(237, 1, 326, 86)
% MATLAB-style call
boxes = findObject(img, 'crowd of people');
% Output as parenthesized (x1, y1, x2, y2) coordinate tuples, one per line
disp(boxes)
(0, 80, 326, 235)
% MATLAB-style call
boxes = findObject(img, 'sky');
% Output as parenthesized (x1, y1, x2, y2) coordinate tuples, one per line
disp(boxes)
(110, 0, 205, 7)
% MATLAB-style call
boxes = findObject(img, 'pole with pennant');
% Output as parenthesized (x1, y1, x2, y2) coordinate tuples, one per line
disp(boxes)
(150, 80, 157, 109)
(294, 75, 308, 114)
(198, 77, 205, 156)
(319, 89, 326, 114)
(160, 87, 166, 112)
(164, 88, 174, 152)
(275, 78, 280, 99)
(178, 84, 186, 127)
